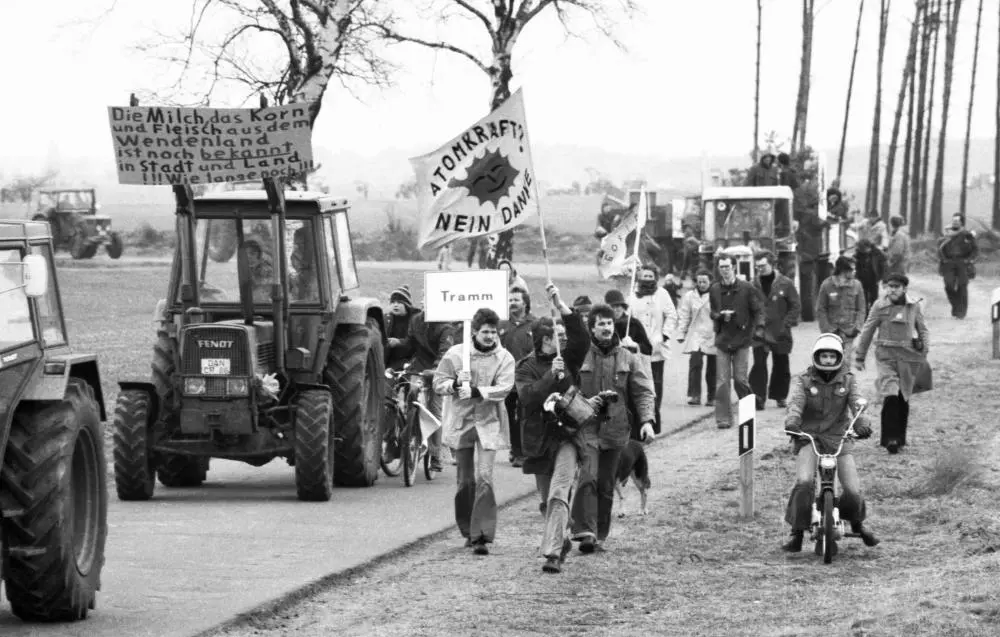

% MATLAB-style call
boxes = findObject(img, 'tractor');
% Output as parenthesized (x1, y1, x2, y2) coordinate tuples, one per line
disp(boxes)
(623, 188, 703, 277)
(111, 182, 387, 503)
(32, 189, 123, 260)
(0, 220, 108, 621)
(698, 186, 797, 282)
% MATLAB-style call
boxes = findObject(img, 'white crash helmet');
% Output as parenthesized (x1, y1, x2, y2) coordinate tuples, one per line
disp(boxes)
(812, 333, 844, 371)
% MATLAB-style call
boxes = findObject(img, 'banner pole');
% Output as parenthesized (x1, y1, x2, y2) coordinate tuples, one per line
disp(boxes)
(625, 188, 647, 333)
(462, 320, 472, 392)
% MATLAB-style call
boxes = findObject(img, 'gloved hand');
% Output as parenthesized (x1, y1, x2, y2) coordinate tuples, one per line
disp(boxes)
(753, 326, 766, 341)
(784, 423, 802, 439)
(587, 395, 606, 411)
(621, 336, 639, 352)
(854, 422, 873, 439)
(639, 422, 655, 443)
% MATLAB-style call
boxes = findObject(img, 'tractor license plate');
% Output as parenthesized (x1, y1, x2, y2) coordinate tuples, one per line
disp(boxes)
(201, 358, 231, 375)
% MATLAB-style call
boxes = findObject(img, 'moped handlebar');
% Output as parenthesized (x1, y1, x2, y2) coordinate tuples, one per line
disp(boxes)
(783, 403, 869, 458)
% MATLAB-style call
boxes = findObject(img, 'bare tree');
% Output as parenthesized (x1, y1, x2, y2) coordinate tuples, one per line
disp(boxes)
(995, 0, 1000, 229)
(900, 1, 924, 220)
(865, 0, 891, 214)
(138, 0, 391, 123)
(754, 0, 763, 162)
(837, 0, 865, 184)
(918, 0, 942, 233)
(791, 0, 816, 153)
(881, 3, 921, 220)
(379, 0, 637, 268)
(910, 1, 935, 235)
(1, 171, 59, 204)
(959, 0, 984, 217)
(930, 0, 962, 235)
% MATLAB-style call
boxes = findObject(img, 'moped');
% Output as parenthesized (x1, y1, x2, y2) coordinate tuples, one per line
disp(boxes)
(784, 399, 869, 564)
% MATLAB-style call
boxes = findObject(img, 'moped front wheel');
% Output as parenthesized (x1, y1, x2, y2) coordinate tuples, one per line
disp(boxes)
(822, 491, 836, 564)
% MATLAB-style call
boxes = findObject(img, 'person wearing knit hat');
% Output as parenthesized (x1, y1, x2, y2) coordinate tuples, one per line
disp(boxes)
(390, 285, 413, 308)
(572, 295, 593, 320)
(603, 289, 652, 360)
(385, 285, 418, 371)
(816, 256, 866, 366)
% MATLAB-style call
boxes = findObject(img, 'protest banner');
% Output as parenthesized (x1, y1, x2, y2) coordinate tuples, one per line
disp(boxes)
(597, 206, 641, 279)
(410, 89, 538, 251)
(107, 104, 315, 186)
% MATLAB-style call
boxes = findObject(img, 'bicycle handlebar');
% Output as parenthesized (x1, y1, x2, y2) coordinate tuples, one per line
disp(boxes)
(783, 403, 868, 458)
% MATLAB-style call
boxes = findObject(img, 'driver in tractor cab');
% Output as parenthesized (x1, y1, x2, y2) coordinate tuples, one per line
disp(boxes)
(290, 225, 318, 302)
(244, 238, 273, 304)
(781, 333, 880, 554)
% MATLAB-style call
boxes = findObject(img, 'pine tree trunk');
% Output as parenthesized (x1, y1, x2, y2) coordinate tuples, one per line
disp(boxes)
(910, 1, 932, 235)
(994, 0, 1000, 230)
(485, 44, 515, 270)
(959, 0, 984, 218)
(791, 0, 815, 152)
(919, 1, 942, 233)
(865, 0, 891, 214)
(881, 8, 920, 220)
(754, 0, 763, 162)
(838, 0, 866, 184)
(930, 0, 962, 236)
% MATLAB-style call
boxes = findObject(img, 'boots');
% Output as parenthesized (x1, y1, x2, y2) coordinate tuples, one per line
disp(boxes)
(851, 521, 880, 547)
(782, 530, 804, 553)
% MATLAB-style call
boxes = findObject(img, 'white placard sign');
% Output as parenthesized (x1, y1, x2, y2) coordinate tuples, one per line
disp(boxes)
(423, 271, 510, 323)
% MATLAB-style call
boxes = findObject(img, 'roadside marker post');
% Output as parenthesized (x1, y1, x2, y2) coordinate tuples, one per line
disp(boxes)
(737, 394, 756, 521)
(992, 287, 1000, 360)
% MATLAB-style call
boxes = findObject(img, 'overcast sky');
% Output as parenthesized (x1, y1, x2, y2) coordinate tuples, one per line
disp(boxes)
(3, 0, 998, 174)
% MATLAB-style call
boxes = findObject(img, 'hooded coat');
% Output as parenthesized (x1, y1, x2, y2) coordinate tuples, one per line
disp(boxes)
(745, 154, 779, 187)
(676, 287, 717, 355)
(433, 341, 516, 450)
(751, 271, 801, 355)
(887, 224, 911, 274)
(854, 294, 930, 400)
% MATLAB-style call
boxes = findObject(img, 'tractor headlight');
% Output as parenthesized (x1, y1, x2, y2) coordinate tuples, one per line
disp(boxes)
(819, 457, 837, 470)
(184, 377, 207, 395)
(226, 378, 249, 396)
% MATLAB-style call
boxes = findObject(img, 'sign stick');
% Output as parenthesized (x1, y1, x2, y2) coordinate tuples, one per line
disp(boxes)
(624, 188, 648, 334)
(737, 394, 756, 521)
(461, 320, 472, 390)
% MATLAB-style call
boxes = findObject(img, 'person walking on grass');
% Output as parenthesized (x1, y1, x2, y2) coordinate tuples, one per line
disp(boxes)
(628, 263, 677, 435)
(500, 286, 535, 468)
(434, 308, 516, 556)
(937, 213, 979, 320)
(676, 269, 717, 407)
(708, 254, 765, 429)
(816, 256, 866, 366)
(750, 250, 801, 411)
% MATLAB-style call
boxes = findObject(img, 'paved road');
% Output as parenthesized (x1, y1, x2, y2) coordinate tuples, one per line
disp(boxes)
(0, 336, 713, 637)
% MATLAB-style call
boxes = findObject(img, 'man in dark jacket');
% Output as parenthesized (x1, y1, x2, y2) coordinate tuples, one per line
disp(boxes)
(385, 285, 418, 371)
(795, 210, 828, 322)
(500, 286, 535, 467)
(745, 152, 778, 187)
(709, 254, 765, 429)
(938, 213, 980, 319)
(826, 188, 850, 221)
(407, 309, 456, 472)
(750, 251, 801, 410)
(816, 256, 866, 365)
(603, 289, 652, 356)
(854, 238, 886, 312)
(515, 284, 589, 573)
(777, 153, 800, 192)
(570, 304, 656, 554)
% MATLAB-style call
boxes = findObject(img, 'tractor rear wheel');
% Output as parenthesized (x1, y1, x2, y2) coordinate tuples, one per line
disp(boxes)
(112, 390, 156, 501)
(70, 231, 89, 260)
(293, 390, 335, 501)
(157, 456, 208, 488)
(326, 317, 386, 487)
(106, 233, 123, 259)
(0, 379, 108, 621)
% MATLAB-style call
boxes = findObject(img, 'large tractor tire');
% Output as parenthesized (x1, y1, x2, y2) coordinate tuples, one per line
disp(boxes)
(148, 327, 198, 484)
(106, 233, 124, 260)
(293, 390, 335, 501)
(0, 379, 108, 621)
(325, 317, 386, 487)
(112, 390, 156, 501)
(156, 456, 208, 488)
(69, 231, 90, 260)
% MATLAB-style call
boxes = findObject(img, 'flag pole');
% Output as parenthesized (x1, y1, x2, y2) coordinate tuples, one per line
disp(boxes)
(625, 187, 647, 333)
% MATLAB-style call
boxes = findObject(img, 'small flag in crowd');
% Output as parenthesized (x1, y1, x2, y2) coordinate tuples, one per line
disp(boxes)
(597, 190, 647, 280)
(410, 89, 539, 250)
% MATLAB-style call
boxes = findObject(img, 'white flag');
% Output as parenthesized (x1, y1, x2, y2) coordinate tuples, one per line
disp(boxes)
(410, 89, 538, 250)
(597, 207, 640, 279)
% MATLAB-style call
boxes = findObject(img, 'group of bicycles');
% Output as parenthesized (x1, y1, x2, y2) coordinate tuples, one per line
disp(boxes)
(380, 365, 443, 487)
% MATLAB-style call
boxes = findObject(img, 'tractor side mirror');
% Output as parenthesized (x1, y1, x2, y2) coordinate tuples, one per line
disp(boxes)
(22, 253, 49, 298)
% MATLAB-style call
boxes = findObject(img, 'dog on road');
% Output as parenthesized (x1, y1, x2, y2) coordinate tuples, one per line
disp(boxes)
(615, 439, 651, 517)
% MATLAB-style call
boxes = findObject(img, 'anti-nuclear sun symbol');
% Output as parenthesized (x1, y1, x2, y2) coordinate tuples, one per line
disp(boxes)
(449, 148, 519, 207)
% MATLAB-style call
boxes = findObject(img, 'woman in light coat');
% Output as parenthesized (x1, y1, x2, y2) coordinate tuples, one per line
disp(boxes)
(628, 264, 677, 434)
(434, 307, 515, 555)
(676, 269, 718, 406)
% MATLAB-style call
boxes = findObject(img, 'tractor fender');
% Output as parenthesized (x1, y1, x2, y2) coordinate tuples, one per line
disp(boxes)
(117, 381, 160, 422)
(20, 354, 107, 421)
(335, 297, 386, 338)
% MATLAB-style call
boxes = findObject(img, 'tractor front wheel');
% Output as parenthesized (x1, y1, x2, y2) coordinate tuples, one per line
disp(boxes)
(293, 390, 335, 501)
(326, 317, 386, 487)
(0, 379, 108, 621)
(106, 233, 124, 259)
(112, 390, 156, 501)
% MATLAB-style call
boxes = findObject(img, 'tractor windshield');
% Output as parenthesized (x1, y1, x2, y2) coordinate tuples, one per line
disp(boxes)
(46, 191, 95, 212)
(0, 249, 34, 351)
(191, 217, 321, 305)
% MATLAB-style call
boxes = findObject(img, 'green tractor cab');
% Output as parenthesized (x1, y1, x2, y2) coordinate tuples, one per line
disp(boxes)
(112, 184, 386, 503)
(0, 220, 108, 622)
(32, 189, 123, 260)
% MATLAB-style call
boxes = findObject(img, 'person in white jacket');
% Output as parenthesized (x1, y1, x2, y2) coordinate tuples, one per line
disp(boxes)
(628, 264, 677, 434)
(676, 269, 718, 406)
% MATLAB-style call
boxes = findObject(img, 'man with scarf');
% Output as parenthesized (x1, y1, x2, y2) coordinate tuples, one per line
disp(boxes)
(816, 256, 866, 366)
(384, 285, 419, 371)
(570, 304, 656, 554)
(628, 264, 677, 434)
(854, 238, 886, 312)
(937, 213, 979, 319)
(749, 250, 801, 411)
(500, 286, 535, 467)
(515, 284, 589, 573)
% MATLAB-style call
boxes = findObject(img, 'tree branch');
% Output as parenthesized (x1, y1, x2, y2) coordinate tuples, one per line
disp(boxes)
(375, 25, 490, 74)
(453, 0, 497, 38)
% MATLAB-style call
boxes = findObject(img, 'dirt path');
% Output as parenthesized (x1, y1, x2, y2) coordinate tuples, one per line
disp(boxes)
(201, 273, 1000, 637)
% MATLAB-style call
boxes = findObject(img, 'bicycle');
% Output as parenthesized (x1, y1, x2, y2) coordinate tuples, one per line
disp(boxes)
(382, 365, 442, 487)
(784, 399, 869, 564)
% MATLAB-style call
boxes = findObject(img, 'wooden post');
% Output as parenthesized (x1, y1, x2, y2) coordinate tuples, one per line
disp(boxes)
(462, 320, 472, 392)
(991, 286, 1000, 360)
(737, 394, 756, 521)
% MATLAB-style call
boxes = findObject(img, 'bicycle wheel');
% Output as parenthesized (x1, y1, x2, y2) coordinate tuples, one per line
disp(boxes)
(380, 407, 404, 477)
(424, 445, 437, 481)
(822, 490, 836, 564)
(402, 408, 421, 487)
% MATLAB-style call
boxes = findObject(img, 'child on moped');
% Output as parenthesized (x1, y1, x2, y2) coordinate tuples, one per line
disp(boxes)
(782, 333, 881, 554)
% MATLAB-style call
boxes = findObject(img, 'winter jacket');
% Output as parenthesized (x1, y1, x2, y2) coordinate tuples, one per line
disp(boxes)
(816, 276, 866, 339)
(855, 294, 930, 400)
(887, 227, 911, 274)
(751, 272, 801, 355)
(859, 219, 889, 251)
(785, 366, 868, 455)
(708, 278, 764, 352)
(433, 342, 515, 451)
(855, 247, 886, 297)
(938, 228, 979, 263)
(745, 156, 778, 187)
(676, 288, 717, 355)
(499, 312, 536, 363)
(385, 307, 419, 370)
(407, 311, 455, 374)
(795, 212, 827, 262)
(628, 287, 677, 362)
(515, 311, 589, 475)
(577, 336, 656, 450)
(614, 316, 653, 357)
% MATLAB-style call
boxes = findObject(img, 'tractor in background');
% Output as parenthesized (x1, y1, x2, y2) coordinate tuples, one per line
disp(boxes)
(32, 189, 123, 260)
(0, 220, 108, 622)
